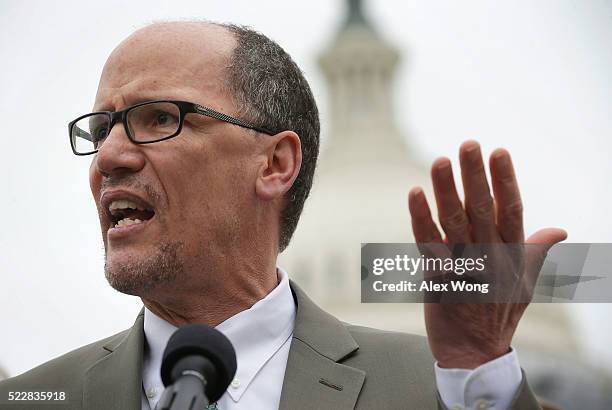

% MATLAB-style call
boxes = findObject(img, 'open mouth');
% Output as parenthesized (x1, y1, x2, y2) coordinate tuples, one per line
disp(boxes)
(108, 199, 155, 228)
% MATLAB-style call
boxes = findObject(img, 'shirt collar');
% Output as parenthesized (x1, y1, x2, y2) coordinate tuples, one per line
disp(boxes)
(143, 268, 295, 403)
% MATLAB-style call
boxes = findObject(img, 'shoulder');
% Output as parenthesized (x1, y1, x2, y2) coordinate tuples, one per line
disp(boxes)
(346, 323, 431, 349)
(342, 323, 436, 387)
(341, 323, 438, 406)
(289, 280, 435, 374)
(343, 323, 434, 367)
(0, 329, 128, 392)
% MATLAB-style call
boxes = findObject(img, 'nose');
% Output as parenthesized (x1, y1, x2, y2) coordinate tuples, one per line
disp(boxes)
(92, 121, 146, 177)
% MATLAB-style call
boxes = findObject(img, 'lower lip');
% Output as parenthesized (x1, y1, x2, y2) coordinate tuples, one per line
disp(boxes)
(107, 217, 153, 241)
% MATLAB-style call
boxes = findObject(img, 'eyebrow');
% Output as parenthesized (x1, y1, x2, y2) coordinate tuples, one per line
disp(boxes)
(93, 90, 189, 112)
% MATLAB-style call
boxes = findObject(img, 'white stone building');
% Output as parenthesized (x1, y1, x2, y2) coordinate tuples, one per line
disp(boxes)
(279, 1, 612, 407)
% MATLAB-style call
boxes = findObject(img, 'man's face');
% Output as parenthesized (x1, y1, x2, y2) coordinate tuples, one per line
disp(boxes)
(89, 24, 261, 296)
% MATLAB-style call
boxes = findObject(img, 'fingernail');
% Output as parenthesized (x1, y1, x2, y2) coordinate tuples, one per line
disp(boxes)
(437, 162, 452, 178)
(465, 144, 480, 159)
(493, 152, 509, 168)
(464, 143, 480, 160)
(411, 188, 425, 203)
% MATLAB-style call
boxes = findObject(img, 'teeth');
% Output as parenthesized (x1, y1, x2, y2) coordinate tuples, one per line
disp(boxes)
(115, 218, 143, 227)
(108, 199, 147, 215)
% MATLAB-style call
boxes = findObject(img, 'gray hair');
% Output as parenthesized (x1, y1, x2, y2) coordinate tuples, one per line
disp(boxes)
(218, 23, 320, 252)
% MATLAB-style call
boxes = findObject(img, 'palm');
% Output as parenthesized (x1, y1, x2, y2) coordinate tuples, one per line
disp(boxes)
(408, 141, 566, 368)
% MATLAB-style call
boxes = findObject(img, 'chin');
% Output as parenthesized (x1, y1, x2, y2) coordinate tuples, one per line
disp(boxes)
(104, 242, 185, 296)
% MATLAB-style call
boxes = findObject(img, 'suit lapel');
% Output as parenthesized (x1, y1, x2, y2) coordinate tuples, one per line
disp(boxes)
(81, 286, 366, 409)
(279, 282, 365, 410)
(83, 311, 145, 410)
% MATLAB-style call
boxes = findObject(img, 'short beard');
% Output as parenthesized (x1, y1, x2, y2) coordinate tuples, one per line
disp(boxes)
(104, 241, 185, 296)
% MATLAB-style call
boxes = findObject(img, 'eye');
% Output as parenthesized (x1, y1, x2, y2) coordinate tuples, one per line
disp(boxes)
(152, 110, 179, 128)
(94, 126, 108, 140)
(91, 124, 108, 148)
(156, 112, 169, 125)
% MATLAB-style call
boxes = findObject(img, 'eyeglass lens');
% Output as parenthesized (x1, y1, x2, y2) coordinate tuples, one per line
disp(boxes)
(71, 102, 182, 154)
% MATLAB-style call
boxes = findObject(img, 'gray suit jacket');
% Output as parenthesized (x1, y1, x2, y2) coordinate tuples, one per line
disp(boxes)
(0, 282, 541, 409)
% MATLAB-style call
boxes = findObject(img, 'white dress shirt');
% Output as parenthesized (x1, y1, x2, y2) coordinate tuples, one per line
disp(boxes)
(141, 269, 295, 410)
(141, 268, 521, 410)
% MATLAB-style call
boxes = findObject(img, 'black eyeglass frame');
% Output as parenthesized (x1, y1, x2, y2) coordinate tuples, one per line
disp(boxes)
(68, 100, 274, 156)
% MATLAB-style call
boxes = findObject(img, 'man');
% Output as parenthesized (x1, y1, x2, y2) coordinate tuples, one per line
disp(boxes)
(0, 21, 566, 409)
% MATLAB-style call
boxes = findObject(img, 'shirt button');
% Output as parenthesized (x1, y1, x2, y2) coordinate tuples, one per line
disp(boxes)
(146, 387, 158, 398)
(475, 399, 490, 410)
(230, 378, 241, 389)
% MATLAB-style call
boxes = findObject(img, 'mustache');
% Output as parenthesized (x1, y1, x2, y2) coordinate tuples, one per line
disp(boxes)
(100, 174, 162, 206)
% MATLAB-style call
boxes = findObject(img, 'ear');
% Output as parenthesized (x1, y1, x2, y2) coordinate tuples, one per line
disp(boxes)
(255, 131, 302, 202)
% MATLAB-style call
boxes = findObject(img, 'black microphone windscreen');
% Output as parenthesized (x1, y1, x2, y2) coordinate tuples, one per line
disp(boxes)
(160, 324, 237, 403)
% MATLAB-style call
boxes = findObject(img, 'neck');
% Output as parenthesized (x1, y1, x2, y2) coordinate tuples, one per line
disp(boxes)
(141, 257, 279, 328)
(142, 204, 284, 327)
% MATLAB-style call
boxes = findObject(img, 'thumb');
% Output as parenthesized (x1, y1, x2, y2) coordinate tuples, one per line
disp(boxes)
(526, 227, 568, 251)
(522, 228, 568, 295)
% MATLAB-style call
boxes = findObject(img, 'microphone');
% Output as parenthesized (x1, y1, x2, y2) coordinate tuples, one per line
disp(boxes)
(155, 324, 237, 410)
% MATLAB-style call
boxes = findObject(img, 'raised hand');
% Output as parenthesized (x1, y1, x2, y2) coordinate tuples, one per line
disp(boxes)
(408, 140, 567, 368)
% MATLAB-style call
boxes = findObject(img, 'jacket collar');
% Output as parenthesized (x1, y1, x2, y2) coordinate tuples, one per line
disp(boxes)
(83, 310, 145, 410)
(288, 281, 358, 361)
(279, 281, 365, 410)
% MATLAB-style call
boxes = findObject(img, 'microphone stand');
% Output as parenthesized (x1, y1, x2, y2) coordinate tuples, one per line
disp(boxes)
(155, 370, 209, 410)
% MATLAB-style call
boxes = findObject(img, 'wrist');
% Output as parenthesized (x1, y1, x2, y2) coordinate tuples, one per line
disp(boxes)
(436, 346, 511, 369)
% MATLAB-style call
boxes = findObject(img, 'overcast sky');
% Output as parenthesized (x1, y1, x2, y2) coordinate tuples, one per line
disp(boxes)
(1, 0, 611, 376)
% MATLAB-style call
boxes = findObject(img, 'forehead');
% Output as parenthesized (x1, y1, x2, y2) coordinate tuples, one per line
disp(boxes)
(95, 23, 236, 111)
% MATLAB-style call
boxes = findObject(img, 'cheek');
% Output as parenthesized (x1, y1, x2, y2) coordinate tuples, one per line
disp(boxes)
(160, 134, 258, 225)
(179, 139, 256, 198)
(186, 165, 252, 212)
(169, 159, 255, 234)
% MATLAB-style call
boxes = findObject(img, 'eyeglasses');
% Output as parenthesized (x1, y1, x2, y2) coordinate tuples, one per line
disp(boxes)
(68, 100, 274, 155)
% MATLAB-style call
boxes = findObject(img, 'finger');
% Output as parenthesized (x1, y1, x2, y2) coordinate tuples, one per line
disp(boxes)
(431, 157, 471, 244)
(490, 148, 524, 243)
(459, 140, 498, 242)
(408, 187, 443, 244)
(409, 188, 448, 284)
